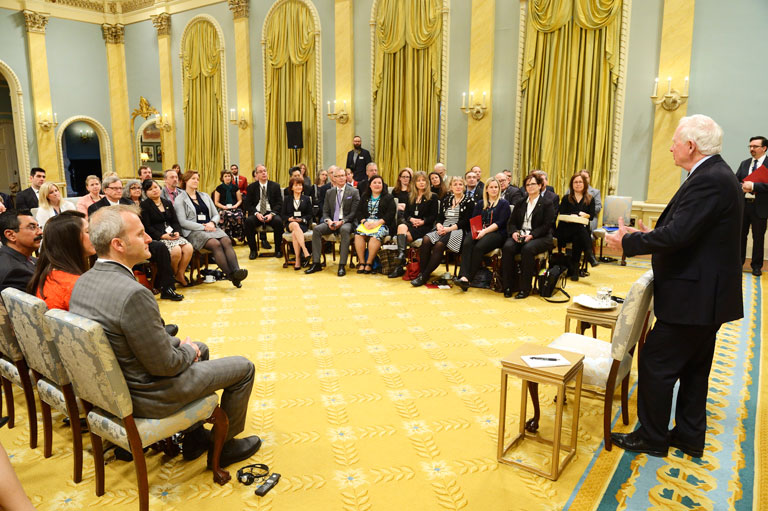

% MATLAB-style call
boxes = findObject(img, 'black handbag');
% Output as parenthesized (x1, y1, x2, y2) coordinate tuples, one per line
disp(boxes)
(538, 253, 570, 302)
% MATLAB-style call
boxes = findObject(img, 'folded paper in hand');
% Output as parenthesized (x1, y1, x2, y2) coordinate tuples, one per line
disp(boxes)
(744, 164, 768, 184)
(521, 353, 571, 368)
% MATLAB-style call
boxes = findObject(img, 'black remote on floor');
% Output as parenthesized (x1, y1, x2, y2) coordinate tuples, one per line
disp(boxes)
(255, 473, 280, 496)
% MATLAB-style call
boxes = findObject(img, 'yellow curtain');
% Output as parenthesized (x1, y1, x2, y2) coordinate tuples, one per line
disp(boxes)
(519, 0, 621, 196)
(373, 0, 442, 184)
(182, 20, 225, 195)
(264, 0, 318, 186)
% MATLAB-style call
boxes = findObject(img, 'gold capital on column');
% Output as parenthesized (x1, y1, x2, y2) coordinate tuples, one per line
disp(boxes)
(22, 10, 49, 34)
(228, 0, 249, 19)
(150, 13, 171, 36)
(102, 23, 125, 44)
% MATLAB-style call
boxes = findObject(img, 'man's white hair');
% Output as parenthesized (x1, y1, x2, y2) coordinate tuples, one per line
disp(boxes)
(434, 163, 446, 173)
(677, 114, 723, 155)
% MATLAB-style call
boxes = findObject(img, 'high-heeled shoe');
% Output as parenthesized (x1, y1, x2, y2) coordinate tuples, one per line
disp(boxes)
(302, 254, 311, 268)
(455, 279, 470, 292)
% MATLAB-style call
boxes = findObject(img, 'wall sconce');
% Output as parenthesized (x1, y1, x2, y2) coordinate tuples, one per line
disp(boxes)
(79, 129, 94, 143)
(38, 111, 58, 131)
(651, 76, 689, 111)
(154, 113, 172, 132)
(460, 91, 488, 120)
(326, 100, 349, 124)
(229, 108, 249, 129)
(140, 152, 150, 162)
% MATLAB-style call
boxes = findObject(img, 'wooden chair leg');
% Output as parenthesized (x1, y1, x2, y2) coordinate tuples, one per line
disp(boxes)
(525, 382, 540, 432)
(621, 375, 630, 425)
(16, 360, 37, 448)
(604, 362, 620, 451)
(124, 416, 149, 511)
(1, 377, 13, 428)
(40, 401, 52, 458)
(83, 402, 105, 497)
(63, 384, 83, 483)
(207, 405, 231, 485)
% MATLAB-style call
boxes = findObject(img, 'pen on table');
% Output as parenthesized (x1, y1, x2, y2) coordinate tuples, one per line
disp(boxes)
(529, 356, 558, 361)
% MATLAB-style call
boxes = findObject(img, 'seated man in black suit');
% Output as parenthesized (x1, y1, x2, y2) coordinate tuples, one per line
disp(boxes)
(243, 164, 283, 259)
(89, 176, 182, 301)
(14, 168, 46, 211)
(0, 210, 42, 292)
(495, 172, 523, 208)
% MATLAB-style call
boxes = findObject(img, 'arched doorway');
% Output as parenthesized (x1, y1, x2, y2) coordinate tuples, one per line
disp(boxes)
(0, 59, 31, 201)
(56, 116, 113, 197)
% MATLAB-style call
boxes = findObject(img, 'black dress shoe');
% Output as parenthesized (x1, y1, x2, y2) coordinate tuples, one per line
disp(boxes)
(165, 324, 179, 337)
(588, 254, 600, 267)
(753, 268, 763, 277)
(249, 249, 258, 260)
(302, 255, 312, 268)
(388, 266, 405, 278)
(182, 425, 211, 461)
(514, 290, 530, 299)
(0, 416, 9, 428)
(411, 274, 426, 287)
(274, 250, 283, 258)
(611, 430, 668, 457)
(337, 266, 346, 277)
(668, 430, 704, 458)
(504, 288, 513, 298)
(455, 279, 469, 292)
(208, 435, 262, 469)
(160, 287, 184, 301)
(261, 240, 272, 250)
(305, 263, 323, 274)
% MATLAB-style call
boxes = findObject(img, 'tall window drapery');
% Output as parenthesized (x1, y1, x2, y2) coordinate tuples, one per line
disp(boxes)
(182, 19, 226, 194)
(373, 0, 443, 184)
(263, 0, 319, 186)
(518, 0, 622, 195)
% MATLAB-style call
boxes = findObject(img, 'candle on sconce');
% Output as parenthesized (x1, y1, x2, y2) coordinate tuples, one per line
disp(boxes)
(684, 76, 689, 95)
(462, 92, 466, 109)
(53, 113, 57, 124)
(482, 92, 486, 108)
(229, 108, 236, 122)
(333, 100, 337, 114)
(241, 108, 246, 120)
(343, 100, 347, 111)
(163, 114, 168, 124)
(470, 91, 474, 105)
(667, 76, 672, 95)
(653, 77, 659, 97)
(327, 101, 331, 115)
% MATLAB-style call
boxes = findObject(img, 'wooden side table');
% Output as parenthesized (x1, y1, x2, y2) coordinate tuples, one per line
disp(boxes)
(564, 302, 620, 340)
(497, 343, 584, 481)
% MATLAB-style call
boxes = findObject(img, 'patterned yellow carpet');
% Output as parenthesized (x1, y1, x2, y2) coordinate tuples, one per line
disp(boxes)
(0, 247, 761, 510)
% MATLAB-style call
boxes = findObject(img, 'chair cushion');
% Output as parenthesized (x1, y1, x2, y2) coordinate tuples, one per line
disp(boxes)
(87, 393, 219, 451)
(0, 356, 21, 386)
(410, 238, 423, 248)
(548, 332, 612, 388)
(283, 231, 313, 242)
(36, 378, 82, 416)
(0, 302, 25, 361)
(485, 248, 501, 257)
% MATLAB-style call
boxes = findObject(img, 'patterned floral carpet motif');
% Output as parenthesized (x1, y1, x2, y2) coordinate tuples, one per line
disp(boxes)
(0, 248, 763, 510)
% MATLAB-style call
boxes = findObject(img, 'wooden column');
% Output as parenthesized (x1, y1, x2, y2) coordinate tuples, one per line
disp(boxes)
(102, 23, 133, 178)
(228, 0, 254, 172)
(334, 0, 355, 167)
(151, 13, 178, 167)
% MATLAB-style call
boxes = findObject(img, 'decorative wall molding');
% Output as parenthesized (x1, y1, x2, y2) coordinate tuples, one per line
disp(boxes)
(43, 0, 105, 13)
(22, 10, 50, 33)
(150, 12, 171, 36)
(228, 0, 248, 19)
(121, 0, 155, 13)
(102, 23, 125, 44)
(179, 14, 230, 169)
(261, 0, 323, 170)
(511, 0, 526, 182)
(0, 59, 32, 190)
(56, 115, 114, 181)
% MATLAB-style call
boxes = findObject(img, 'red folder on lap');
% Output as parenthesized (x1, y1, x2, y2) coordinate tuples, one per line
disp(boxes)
(470, 215, 482, 240)
(744, 165, 768, 183)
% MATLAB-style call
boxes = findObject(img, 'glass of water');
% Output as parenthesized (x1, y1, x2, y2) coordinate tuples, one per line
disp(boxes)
(596, 286, 612, 306)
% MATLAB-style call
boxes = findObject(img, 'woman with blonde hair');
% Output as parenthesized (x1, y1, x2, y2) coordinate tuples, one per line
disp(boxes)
(76, 175, 103, 217)
(36, 182, 75, 227)
(388, 171, 437, 278)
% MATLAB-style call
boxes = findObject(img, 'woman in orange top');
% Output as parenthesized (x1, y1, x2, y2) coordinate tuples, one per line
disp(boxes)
(27, 211, 95, 311)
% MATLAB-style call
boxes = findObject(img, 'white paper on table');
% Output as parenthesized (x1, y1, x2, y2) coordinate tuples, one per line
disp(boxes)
(437, 285, 451, 289)
(521, 353, 571, 368)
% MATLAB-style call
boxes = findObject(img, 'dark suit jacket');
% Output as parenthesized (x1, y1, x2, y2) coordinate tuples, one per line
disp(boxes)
(281, 194, 313, 229)
(346, 148, 372, 182)
(357, 178, 388, 198)
(321, 185, 360, 226)
(244, 180, 283, 216)
(356, 192, 397, 232)
(467, 181, 484, 201)
(14, 187, 39, 211)
(472, 199, 511, 238)
(0, 245, 35, 292)
(0, 192, 12, 210)
(140, 198, 182, 241)
(508, 196, 555, 240)
(69, 260, 198, 418)
(736, 157, 768, 218)
(87, 197, 132, 217)
(404, 194, 438, 229)
(504, 186, 525, 208)
(622, 154, 743, 326)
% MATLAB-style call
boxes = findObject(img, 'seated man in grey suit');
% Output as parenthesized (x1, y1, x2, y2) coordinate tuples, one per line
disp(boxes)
(69, 205, 260, 467)
(305, 165, 360, 276)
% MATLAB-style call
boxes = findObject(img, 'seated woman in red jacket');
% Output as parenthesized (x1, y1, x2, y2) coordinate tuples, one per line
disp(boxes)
(27, 211, 95, 311)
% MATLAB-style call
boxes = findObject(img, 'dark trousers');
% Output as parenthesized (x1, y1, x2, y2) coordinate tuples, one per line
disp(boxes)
(555, 226, 593, 269)
(244, 214, 283, 250)
(459, 231, 504, 280)
(148, 241, 173, 289)
(637, 320, 720, 448)
(501, 236, 552, 292)
(740, 200, 766, 270)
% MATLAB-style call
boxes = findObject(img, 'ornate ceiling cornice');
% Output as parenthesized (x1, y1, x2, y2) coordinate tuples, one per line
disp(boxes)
(102, 23, 125, 44)
(22, 10, 50, 33)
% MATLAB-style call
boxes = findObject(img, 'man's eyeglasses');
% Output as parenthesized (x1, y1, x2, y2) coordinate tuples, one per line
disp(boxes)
(17, 223, 41, 231)
(749, 145, 763, 150)
(106, 185, 124, 190)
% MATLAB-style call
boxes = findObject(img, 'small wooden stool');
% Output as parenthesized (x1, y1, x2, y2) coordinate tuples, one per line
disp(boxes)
(497, 343, 584, 480)
(564, 302, 620, 339)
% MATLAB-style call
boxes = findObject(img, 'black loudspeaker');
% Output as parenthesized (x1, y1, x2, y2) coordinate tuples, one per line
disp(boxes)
(286, 122, 303, 149)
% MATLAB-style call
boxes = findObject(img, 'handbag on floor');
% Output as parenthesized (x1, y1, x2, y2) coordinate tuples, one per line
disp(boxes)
(538, 253, 570, 302)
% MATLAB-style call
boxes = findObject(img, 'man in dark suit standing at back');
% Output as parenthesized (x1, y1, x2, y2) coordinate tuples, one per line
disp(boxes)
(345, 135, 372, 184)
(607, 114, 743, 459)
(243, 164, 283, 259)
(735, 135, 768, 276)
(14, 168, 46, 210)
